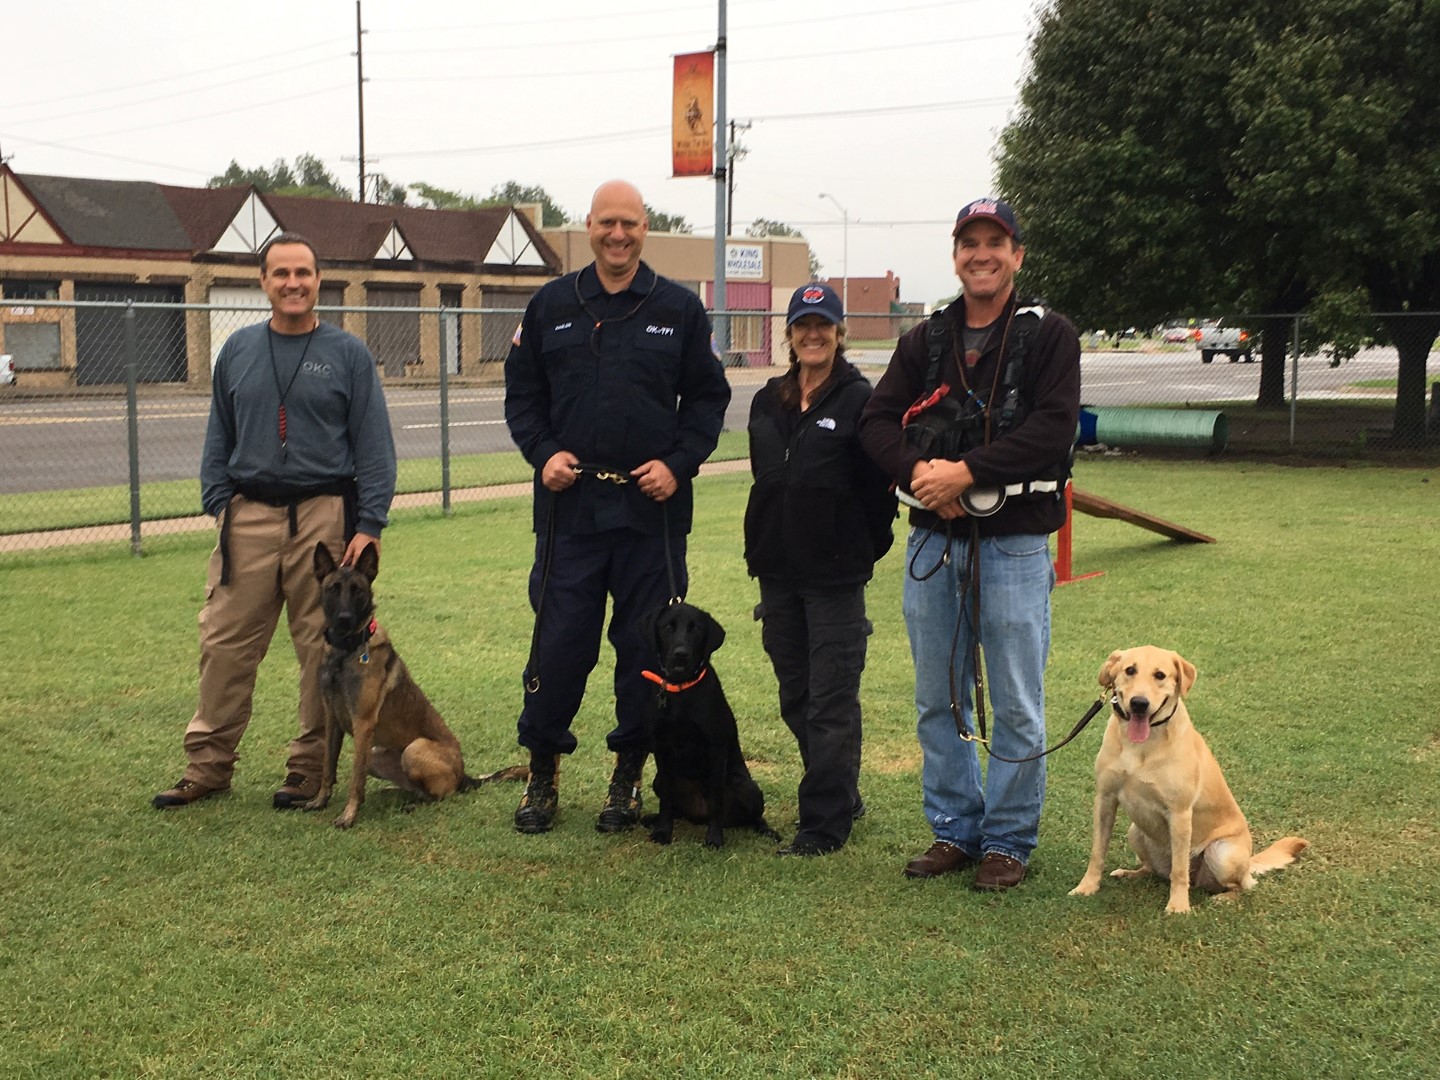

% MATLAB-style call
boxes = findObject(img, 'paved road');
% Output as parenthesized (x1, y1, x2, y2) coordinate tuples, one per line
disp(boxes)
(0, 346, 1424, 494)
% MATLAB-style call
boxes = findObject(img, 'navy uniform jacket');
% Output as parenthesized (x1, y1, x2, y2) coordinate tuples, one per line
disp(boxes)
(504, 261, 730, 536)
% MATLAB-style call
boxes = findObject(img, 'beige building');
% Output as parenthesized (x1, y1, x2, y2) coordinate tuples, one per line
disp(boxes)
(543, 225, 814, 367)
(0, 166, 561, 388)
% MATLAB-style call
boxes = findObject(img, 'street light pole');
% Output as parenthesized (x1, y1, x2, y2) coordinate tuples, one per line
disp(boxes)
(818, 192, 848, 315)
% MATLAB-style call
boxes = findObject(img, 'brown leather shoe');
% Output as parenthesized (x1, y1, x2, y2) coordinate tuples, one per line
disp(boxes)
(152, 777, 229, 809)
(273, 772, 319, 810)
(973, 852, 1027, 891)
(903, 840, 976, 879)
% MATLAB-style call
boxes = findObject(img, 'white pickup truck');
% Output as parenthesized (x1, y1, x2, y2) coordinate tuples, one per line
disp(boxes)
(1197, 321, 1254, 364)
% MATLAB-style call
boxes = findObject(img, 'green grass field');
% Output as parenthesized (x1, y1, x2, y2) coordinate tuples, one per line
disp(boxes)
(2, 457, 1437, 1078)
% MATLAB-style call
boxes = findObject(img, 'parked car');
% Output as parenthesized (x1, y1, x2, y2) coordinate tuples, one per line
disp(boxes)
(1197, 321, 1253, 363)
(1161, 325, 1193, 343)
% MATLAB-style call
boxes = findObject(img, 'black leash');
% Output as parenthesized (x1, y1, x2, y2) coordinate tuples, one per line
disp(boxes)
(931, 518, 1105, 764)
(524, 463, 682, 694)
(524, 496, 557, 694)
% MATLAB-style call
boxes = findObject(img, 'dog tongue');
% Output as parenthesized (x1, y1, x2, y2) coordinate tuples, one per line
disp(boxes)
(1127, 715, 1151, 743)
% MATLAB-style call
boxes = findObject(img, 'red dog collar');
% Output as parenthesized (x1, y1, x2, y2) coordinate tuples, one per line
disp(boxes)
(641, 668, 708, 693)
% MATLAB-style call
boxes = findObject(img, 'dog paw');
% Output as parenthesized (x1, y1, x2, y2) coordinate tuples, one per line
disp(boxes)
(300, 796, 329, 812)
(1068, 880, 1099, 897)
(332, 814, 357, 830)
(649, 830, 672, 845)
(703, 836, 725, 850)
(1165, 900, 1193, 915)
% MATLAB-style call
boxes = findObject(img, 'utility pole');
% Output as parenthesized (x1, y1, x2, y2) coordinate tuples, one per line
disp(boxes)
(712, 0, 729, 356)
(819, 193, 849, 314)
(354, 1, 367, 203)
(726, 119, 750, 239)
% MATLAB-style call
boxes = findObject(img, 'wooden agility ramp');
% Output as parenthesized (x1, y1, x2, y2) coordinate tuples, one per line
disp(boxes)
(1055, 485, 1215, 585)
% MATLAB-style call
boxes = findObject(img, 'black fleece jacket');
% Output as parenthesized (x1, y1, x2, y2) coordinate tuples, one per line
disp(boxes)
(744, 359, 897, 587)
(858, 292, 1081, 537)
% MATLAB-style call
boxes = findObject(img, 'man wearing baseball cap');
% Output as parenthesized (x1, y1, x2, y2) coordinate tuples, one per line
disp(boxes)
(858, 197, 1080, 890)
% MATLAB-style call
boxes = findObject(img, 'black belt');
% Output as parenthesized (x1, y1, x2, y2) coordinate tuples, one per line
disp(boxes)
(219, 478, 357, 585)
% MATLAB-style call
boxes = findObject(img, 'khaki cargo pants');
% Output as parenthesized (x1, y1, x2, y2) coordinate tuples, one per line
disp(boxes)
(180, 493, 349, 788)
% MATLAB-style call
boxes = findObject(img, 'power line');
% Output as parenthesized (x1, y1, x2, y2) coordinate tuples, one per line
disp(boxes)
(3, 37, 350, 113)
(372, 95, 1009, 160)
(374, 0, 983, 55)
(0, 131, 210, 177)
(11, 56, 349, 130)
(374, 32, 1024, 84)
(43, 85, 353, 147)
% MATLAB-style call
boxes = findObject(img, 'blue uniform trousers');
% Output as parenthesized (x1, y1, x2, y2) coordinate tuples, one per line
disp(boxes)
(518, 528, 687, 757)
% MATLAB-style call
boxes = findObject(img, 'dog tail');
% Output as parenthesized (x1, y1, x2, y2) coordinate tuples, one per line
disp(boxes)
(458, 764, 529, 792)
(1250, 836, 1308, 876)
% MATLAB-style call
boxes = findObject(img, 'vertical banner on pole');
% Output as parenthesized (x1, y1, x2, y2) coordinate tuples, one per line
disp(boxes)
(672, 51, 715, 178)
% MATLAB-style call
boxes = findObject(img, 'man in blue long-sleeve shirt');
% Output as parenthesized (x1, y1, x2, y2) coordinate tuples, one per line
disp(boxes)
(154, 232, 397, 811)
(504, 180, 730, 835)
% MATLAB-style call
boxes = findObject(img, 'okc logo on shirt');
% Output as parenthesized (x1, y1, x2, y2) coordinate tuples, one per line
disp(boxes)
(301, 360, 332, 377)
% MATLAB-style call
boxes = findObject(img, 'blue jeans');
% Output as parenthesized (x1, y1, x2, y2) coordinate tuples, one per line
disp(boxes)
(902, 526, 1054, 864)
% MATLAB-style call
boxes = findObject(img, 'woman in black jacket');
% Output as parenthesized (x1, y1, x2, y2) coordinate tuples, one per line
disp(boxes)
(745, 283, 897, 856)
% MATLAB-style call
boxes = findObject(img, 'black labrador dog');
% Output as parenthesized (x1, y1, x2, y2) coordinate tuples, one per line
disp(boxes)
(639, 602, 779, 848)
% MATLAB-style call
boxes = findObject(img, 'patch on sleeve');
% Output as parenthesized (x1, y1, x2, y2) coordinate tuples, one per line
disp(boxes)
(709, 332, 720, 360)
(512, 322, 524, 347)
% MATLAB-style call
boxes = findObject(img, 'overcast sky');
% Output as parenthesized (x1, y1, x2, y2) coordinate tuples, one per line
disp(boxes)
(2, 0, 1043, 306)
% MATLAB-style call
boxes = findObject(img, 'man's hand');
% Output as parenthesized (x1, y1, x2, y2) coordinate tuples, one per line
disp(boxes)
(541, 450, 580, 492)
(910, 459, 973, 521)
(631, 459, 678, 502)
(341, 532, 379, 567)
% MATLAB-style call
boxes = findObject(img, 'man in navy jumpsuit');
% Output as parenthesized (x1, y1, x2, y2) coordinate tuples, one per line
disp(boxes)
(504, 179, 731, 835)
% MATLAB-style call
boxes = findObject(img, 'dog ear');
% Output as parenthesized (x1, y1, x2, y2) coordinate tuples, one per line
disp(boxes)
(313, 542, 337, 581)
(703, 610, 726, 655)
(1098, 650, 1124, 688)
(355, 543, 380, 583)
(1173, 653, 1197, 696)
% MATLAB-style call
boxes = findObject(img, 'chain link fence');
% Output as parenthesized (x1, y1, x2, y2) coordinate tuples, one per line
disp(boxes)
(2, 301, 1437, 557)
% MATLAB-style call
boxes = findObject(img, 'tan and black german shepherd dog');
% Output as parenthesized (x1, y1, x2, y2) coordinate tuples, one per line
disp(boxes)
(305, 542, 522, 828)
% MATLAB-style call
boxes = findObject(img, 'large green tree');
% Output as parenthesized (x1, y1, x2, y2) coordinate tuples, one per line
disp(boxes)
(747, 218, 822, 278)
(998, 0, 1440, 443)
(208, 154, 351, 200)
(644, 204, 692, 234)
(477, 182, 569, 227)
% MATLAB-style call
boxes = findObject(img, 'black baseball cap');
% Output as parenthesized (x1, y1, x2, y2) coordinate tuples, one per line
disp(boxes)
(952, 198, 1022, 244)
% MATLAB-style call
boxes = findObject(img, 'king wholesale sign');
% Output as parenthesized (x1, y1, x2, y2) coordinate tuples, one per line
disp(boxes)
(725, 244, 765, 280)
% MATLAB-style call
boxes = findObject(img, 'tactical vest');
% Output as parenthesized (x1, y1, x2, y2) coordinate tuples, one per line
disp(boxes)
(902, 299, 1046, 461)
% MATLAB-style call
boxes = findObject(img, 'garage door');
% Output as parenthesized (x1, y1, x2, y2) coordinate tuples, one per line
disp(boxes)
(74, 283, 186, 385)
(366, 287, 421, 378)
(208, 286, 269, 372)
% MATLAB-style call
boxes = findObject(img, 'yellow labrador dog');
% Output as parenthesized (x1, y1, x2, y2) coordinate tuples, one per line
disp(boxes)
(1069, 646, 1307, 914)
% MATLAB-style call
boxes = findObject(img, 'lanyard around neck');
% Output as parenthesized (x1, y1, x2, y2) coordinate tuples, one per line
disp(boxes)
(267, 323, 317, 463)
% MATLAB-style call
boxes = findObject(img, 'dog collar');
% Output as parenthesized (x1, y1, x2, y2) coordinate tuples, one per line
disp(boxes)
(641, 667, 707, 693)
(327, 615, 378, 662)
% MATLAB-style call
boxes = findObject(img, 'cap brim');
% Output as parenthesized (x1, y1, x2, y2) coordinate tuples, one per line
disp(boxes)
(786, 310, 843, 327)
(953, 213, 1016, 238)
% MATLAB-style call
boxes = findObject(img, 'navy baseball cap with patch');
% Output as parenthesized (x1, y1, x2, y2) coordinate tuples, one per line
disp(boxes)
(952, 197, 1022, 244)
(786, 282, 844, 326)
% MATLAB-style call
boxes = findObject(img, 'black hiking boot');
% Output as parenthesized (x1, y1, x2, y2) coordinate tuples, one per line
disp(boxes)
(514, 753, 560, 834)
(596, 749, 647, 833)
